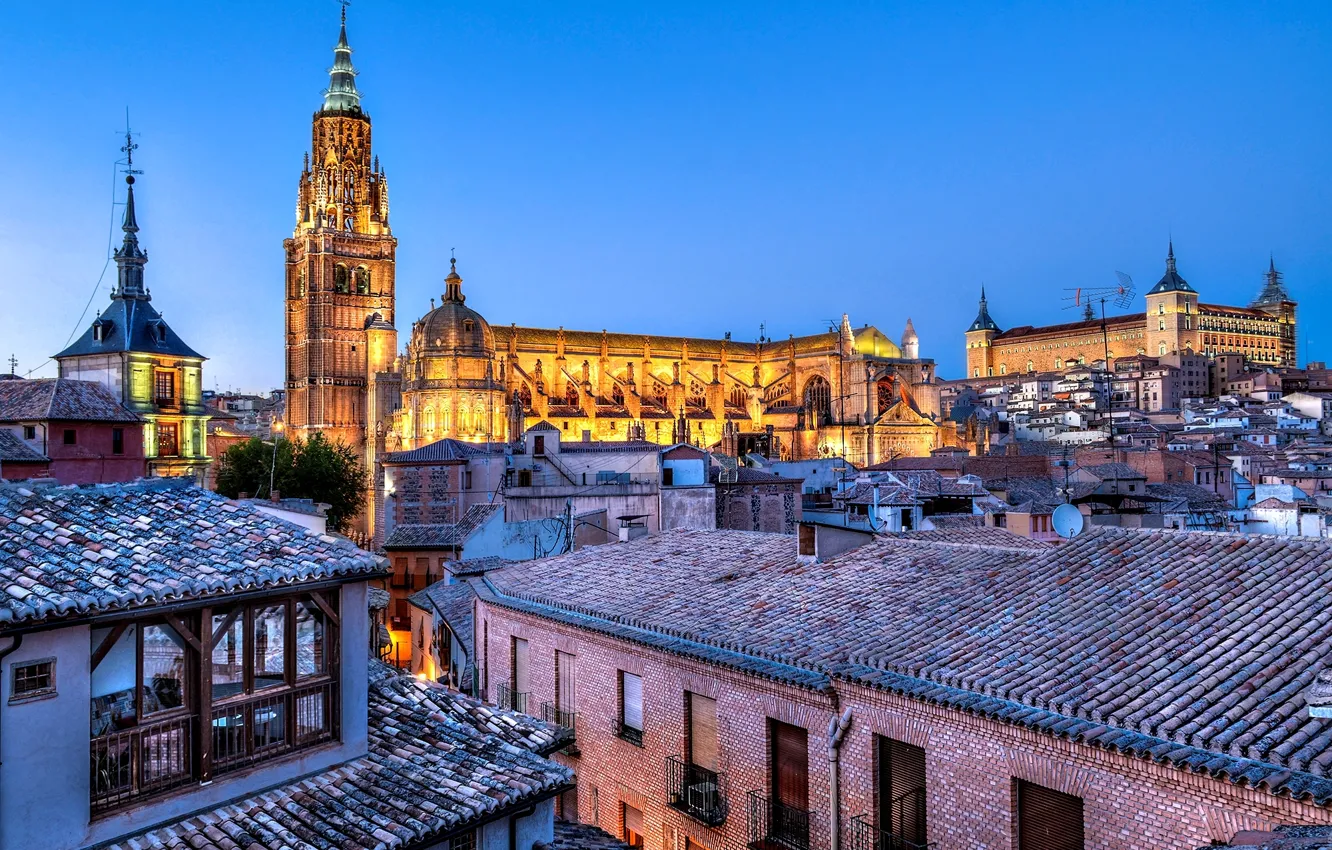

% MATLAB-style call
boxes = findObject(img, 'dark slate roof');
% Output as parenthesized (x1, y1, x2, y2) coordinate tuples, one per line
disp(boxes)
(450, 555, 513, 577)
(1147, 244, 1196, 295)
(968, 288, 1000, 333)
(383, 504, 503, 550)
(102, 664, 573, 850)
(384, 438, 506, 464)
(481, 527, 1332, 805)
(541, 822, 631, 850)
(0, 431, 47, 464)
(1080, 462, 1146, 480)
(831, 481, 920, 506)
(559, 440, 661, 454)
(709, 466, 802, 485)
(1210, 826, 1332, 849)
(1144, 481, 1229, 512)
(0, 480, 383, 625)
(921, 513, 984, 529)
(55, 294, 204, 360)
(0, 378, 139, 423)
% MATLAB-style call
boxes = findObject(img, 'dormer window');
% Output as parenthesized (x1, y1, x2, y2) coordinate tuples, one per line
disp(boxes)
(463, 319, 474, 333)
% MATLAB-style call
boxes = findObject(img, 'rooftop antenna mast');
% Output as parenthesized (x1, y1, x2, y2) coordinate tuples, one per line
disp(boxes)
(1062, 272, 1136, 434)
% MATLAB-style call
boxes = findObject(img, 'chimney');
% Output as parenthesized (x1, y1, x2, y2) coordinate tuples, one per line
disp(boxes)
(270, 489, 281, 503)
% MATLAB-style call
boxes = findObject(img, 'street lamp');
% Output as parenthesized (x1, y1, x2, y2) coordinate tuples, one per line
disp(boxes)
(269, 419, 285, 498)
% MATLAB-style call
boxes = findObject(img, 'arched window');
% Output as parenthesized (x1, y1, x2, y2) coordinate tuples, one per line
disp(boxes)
(1055, 359, 1063, 369)
(459, 404, 470, 432)
(1158, 319, 1165, 331)
(973, 368, 980, 378)
(612, 383, 625, 405)
(474, 405, 484, 432)
(1026, 360, 1034, 372)
(876, 377, 896, 414)
(1159, 304, 1165, 315)
(334, 264, 349, 293)
(1184, 317, 1191, 330)
(1159, 342, 1168, 356)
(345, 170, 355, 200)
(803, 375, 831, 423)
(441, 408, 450, 433)
(999, 364, 1007, 375)
(355, 266, 370, 294)
(424, 406, 436, 433)
(344, 214, 354, 232)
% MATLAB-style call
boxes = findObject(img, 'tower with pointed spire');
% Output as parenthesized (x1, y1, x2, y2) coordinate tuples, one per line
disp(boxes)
(1144, 241, 1199, 358)
(56, 166, 212, 482)
(964, 287, 1001, 377)
(284, 6, 399, 497)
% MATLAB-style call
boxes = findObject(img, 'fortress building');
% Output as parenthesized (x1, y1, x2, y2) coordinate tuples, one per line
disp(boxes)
(964, 244, 1297, 379)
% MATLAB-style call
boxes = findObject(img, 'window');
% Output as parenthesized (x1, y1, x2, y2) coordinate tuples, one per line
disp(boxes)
(877, 736, 927, 847)
(687, 692, 718, 772)
(618, 671, 643, 745)
(662, 467, 674, 486)
(465, 470, 473, 490)
(1015, 780, 1084, 850)
(112, 427, 124, 455)
(156, 423, 179, 457)
(22, 425, 35, 440)
(623, 803, 645, 848)
(154, 371, 176, 405)
(63, 428, 76, 445)
(334, 264, 349, 293)
(501, 636, 529, 713)
(556, 650, 577, 720)
(448, 831, 477, 850)
(533, 435, 546, 455)
(391, 557, 409, 588)
(355, 266, 370, 294)
(10, 658, 55, 702)
(413, 557, 430, 591)
(770, 718, 810, 820)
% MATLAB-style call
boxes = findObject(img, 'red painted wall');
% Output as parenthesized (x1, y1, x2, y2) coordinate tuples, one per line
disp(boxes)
(41, 420, 147, 484)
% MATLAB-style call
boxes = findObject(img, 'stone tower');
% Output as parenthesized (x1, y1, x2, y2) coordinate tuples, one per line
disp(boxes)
(1143, 241, 1198, 358)
(964, 287, 1000, 378)
(284, 7, 397, 457)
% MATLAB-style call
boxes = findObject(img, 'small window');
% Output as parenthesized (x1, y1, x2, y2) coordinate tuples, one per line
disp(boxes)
(618, 670, 643, 746)
(63, 429, 76, 445)
(22, 425, 35, 440)
(10, 658, 55, 702)
(662, 467, 674, 486)
(1015, 779, 1084, 850)
(448, 831, 476, 850)
(623, 803, 645, 848)
(465, 470, 474, 490)
(112, 428, 124, 455)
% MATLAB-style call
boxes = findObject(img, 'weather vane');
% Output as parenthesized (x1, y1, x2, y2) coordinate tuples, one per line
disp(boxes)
(120, 109, 142, 177)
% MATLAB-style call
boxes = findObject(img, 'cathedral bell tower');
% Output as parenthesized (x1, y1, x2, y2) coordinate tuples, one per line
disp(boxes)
(284, 6, 397, 457)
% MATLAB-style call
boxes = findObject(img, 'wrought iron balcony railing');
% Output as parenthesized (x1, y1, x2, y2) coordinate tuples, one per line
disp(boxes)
(666, 756, 728, 826)
(747, 790, 811, 850)
(614, 718, 644, 747)
(848, 812, 933, 850)
(540, 702, 580, 755)
(495, 683, 529, 714)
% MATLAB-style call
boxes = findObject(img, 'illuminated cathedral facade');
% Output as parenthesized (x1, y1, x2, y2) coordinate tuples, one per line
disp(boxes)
(284, 13, 968, 535)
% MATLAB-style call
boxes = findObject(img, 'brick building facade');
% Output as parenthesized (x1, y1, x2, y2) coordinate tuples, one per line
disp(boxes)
(468, 528, 1332, 850)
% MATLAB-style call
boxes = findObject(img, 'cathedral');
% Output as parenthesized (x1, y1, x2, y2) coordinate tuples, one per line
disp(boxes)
(283, 13, 967, 534)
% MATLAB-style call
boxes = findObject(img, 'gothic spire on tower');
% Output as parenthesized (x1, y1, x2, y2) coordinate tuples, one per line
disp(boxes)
(1148, 239, 1194, 294)
(321, 4, 362, 113)
(1251, 253, 1291, 309)
(968, 286, 1000, 332)
(113, 123, 148, 299)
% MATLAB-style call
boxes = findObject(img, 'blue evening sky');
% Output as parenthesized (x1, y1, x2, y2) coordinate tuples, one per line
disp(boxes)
(2, 1, 1328, 390)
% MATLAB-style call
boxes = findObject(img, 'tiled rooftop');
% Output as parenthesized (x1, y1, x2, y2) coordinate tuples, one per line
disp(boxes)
(383, 504, 503, 550)
(384, 438, 507, 464)
(0, 378, 139, 423)
(542, 822, 631, 850)
(481, 527, 1332, 803)
(0, 480, 383, 624)
(102, 664, 573, 850)
(895, 525, 1050, 549)
(0, 431, 47, 464)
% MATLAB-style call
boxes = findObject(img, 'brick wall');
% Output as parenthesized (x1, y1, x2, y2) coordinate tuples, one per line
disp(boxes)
(476, 602, 1332, 850)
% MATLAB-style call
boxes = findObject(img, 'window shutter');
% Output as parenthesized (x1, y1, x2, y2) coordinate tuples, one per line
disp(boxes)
(556, 651, 577, 711)
(770, 720, 809, 811)
(623, 803, 643, 836)
(1017, 780, 1084, 850)
(688, 692, 718, 772)
(621, 672, 643, 730)
(878, 737, 927, 844)
(512, 637, 529, 693)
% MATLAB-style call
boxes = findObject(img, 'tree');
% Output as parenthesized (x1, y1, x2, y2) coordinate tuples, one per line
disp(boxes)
(215, 432, 367, 533)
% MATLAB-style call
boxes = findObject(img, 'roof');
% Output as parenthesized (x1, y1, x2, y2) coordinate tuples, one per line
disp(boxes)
(710, 466, 803, 485)
(559, 439, 662, 454)
(526, 420, 560, 432)
(920, 513, 984, 529)
(0, 480, 382, 625)
(0, 431, 47, 464)
(993, 312, 1144, 342)
(1211, 827, 1332, 849)
(1080, 462, 1147, 480)
(0, 378, 139, 423)
(55, 292, 204, 361)
(967, 289, 1000, 333)
(383, 503, 502, 550)
(102, 664, 573, 850)
(1252, 497, 1298, 510)
(542, 823, 631, 850)
(895, 525, 1051, 550)
(385, 438, 506, 464)
(1147, 243, 1196, 295)
(480, 527, 1332, 805)
(411, 580, 478, 671)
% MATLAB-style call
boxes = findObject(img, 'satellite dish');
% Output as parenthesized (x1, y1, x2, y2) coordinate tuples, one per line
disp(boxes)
(1052, 504, 1085, 539)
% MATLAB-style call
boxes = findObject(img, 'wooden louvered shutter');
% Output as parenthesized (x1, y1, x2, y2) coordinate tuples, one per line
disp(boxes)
(556, 651, 577, 711)
(771, 719, 809, 811)
(621, 672, 643, 730)
(1017, 780, 1084, 850)
(623, 803, 644, 846)
(511, 637, 529, 694)
(688, 692, 718, 771)
(877, 737, 927, 844)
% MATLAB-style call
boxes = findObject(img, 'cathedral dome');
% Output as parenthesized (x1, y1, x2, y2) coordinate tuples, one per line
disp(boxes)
(414, 259, 494, 357)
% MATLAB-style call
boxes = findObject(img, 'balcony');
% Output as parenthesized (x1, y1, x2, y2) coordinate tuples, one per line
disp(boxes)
(666, 756, 728, 827)
(614, 718, 644, 747)
(90, 713, 195, 815)
(495, 683, 529, 715)
(541, 702, 580, 756)
(211, 680, 338, 775)
(849, 812, 932, 850)
(747, 791, 810, 850)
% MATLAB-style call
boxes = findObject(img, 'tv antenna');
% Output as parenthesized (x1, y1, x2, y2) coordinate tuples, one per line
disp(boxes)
(1063, 272, 1135, 315)
(121, 110, 143, 178)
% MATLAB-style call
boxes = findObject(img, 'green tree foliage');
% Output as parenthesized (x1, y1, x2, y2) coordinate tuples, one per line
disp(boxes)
(215, 432, 367, 533)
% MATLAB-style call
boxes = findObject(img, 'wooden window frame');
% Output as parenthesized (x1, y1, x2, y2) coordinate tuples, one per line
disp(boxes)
(9, 657, 56, 703)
